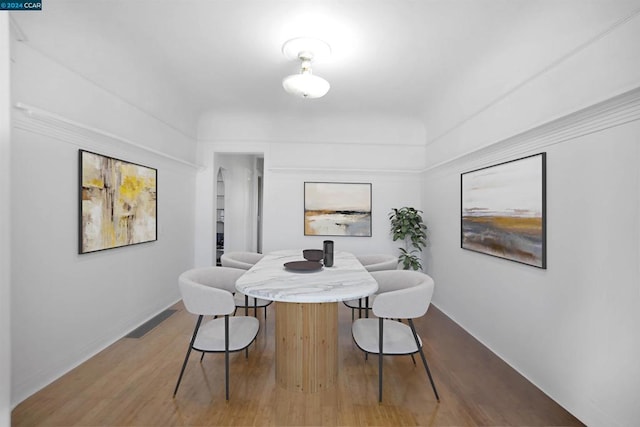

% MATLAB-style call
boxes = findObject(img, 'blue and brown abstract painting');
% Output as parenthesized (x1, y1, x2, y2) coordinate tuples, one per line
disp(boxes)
(461, 153, 546, 268)
(80, 150, 157, 253)
(304, 182, 372, 237)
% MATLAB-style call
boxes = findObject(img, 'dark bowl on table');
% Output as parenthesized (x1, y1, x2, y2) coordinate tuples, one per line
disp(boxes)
(303, 249, 324, 262)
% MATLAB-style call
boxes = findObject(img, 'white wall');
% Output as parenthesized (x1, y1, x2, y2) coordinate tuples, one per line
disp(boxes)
(1, 13, 12, 427)
(195, 112, 426, 263)
(10, 39, 197, 405)
(424, 114, 640, 427)
(421, 12, 640, 426)
(264, 169, 421, 255)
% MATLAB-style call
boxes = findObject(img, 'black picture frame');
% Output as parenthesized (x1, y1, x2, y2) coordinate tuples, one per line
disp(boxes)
(304, 181, 372, 237)
(79, 149, 157, 254)
(461, 153, 546, 268)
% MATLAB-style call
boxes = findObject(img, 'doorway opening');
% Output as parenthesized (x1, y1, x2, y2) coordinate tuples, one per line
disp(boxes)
(213, 153, 264, 259)
(216, 167, 225, 265)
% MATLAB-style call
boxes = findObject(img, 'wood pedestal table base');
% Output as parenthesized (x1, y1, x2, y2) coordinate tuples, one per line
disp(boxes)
(275, 301, 338, 393)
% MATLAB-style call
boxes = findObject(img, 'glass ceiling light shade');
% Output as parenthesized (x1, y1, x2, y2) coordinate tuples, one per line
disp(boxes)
(282, 37, 331, 99)
(282, 59, 330, 99)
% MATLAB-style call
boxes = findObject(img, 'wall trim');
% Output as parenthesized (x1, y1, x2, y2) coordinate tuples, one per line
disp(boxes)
(423, 85, 640, 174)
(427, 6, 640, 147)
(9, 15, 27, 42)
(13, 102, 202, 169)
(199, 137, 426, 148)
(13, 37, 197, 140)
(268, 166, 422, 176)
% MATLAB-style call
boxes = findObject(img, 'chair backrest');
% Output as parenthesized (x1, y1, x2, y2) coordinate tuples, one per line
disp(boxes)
(356, 254, 398, 272)
(178, 267, 246, 316)
(221, 252, 265, 270)
(370, 270, 435, 319)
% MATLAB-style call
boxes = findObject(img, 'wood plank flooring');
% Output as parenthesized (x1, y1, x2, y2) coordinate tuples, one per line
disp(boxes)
(12, 302, 583, 426)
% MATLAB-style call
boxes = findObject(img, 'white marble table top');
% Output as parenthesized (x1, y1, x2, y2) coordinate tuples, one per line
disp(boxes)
(235, 249, 378, 303)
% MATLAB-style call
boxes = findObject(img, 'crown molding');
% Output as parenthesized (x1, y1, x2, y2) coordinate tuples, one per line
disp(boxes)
(427, 6, 640, 147)
(14, 40, 197, 140)
(9, 15, 27, 42)
(268, 166, 422, 176)
(199, 136, 425, 148)
(423, 85, 640, 175)
(13, 103, 202, 169)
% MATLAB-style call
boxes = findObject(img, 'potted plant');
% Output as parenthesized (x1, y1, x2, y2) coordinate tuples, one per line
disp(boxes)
(389, 207, 427, 270)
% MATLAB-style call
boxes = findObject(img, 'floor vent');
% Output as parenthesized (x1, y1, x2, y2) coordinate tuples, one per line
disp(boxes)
(126, 309, 177, 338)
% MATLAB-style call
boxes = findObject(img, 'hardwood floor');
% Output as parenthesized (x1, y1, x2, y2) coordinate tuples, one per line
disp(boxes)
(12, 302, 583, 426)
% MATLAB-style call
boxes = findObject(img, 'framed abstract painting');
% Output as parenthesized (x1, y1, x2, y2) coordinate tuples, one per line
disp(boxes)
(304, 182, 372, 237)
(79, 150, 157, 254)
(461, 153, 546, 268)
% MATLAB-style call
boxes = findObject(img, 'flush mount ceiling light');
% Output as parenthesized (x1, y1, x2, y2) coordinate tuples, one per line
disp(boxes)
(282, 37, 331, 99)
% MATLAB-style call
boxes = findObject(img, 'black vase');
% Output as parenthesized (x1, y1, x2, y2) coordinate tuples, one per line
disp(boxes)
(323, 240, 334, 267)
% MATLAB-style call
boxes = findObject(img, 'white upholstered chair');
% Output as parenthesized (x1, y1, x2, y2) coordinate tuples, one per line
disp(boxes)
(220, 251, 264, 269)
(174, 267, 260, 400)
(221, 251, 272, 318)
(351, 270, 439, 402)
(356, 254, 399, 272)
(344, 254, 398, 319)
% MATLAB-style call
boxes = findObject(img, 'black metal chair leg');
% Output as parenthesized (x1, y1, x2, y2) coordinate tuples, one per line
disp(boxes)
(408, 319, 439, 401)
(174, 346, 193, 397)
(365, 296, 370, 318)
(244, 295, 249, 317)
(174, 315, 203, 397)
(417, 346, 439, 401)
(200, 352, 205, 362)
(378, 317, 384, 402)
(225, 315, 230, 400)
(410, 354, 416, 365)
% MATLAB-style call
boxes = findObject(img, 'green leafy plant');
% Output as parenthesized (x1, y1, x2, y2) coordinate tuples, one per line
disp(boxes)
(389, 207, 427, 270)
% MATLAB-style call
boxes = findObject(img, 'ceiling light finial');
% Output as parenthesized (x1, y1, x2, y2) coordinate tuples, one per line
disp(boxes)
(282, 37, 331, 99)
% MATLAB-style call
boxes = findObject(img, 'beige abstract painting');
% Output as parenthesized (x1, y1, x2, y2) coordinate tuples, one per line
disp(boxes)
(80, 150, 157, 253)
(304, 182, 372, 237)
(461, 153, 546, 268)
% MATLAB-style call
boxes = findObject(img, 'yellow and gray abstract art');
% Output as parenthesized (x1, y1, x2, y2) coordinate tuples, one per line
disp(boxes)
(80, 150, 157, 253)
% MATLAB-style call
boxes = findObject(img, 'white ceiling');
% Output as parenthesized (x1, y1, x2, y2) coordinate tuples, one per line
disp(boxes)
(10, 1, 640, 137)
